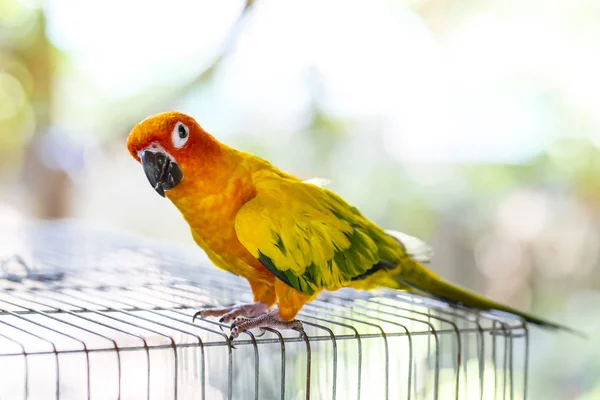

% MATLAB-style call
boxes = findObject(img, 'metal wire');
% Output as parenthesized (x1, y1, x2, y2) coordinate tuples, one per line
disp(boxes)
(0, 222, 530, 399)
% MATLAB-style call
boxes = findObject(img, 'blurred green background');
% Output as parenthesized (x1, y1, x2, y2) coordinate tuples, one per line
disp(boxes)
(1, 0, 599, 398)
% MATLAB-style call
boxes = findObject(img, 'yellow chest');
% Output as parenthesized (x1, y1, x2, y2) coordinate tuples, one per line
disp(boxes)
(171, 180, 273, 282)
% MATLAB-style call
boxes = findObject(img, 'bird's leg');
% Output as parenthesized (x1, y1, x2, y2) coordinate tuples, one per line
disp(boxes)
(228, 279, 308, 339)
(229, 308, 303, 340)
(195, 280, 276, 323)
(194, 301, 270, 323)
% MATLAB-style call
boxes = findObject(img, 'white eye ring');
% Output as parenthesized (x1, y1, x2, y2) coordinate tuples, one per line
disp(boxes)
(172, 122, 189, 149)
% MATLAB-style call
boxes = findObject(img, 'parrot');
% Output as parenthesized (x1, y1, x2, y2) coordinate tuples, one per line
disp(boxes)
(126, 111, 580, 340)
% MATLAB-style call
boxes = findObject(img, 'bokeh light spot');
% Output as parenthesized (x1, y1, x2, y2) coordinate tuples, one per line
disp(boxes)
(0, 72, 27, 120)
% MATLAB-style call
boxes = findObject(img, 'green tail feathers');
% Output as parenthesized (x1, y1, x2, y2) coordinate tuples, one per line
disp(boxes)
(394, 268, 585, 338)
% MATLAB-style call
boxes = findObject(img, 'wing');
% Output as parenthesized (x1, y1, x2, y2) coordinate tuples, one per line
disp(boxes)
(234, 174, 389, 295)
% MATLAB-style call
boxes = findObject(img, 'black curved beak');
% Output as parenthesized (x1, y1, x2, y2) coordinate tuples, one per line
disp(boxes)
(140, 150, 183, 197)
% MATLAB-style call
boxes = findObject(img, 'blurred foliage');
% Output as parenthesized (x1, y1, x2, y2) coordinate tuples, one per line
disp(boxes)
(1, 0, 599, 398)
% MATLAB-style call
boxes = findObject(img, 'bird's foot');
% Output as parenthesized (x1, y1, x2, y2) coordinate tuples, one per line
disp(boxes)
(229, 309, 303, 340)
(193, 301, 270, 323)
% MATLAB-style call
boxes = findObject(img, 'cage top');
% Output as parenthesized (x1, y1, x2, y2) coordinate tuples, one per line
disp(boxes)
(0, 220, 526, 353)
(0, 221, 529, 400)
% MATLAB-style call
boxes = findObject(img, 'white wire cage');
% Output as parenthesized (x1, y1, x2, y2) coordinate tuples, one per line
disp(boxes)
(0, 221, 530, 400)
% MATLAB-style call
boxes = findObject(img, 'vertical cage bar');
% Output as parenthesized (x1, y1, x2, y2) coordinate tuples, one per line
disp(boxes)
(0, 332, 29, 399)
(0, 317, 60, 400)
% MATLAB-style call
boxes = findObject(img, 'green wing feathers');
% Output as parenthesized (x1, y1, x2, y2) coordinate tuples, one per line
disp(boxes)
(235, 175, 399, 295)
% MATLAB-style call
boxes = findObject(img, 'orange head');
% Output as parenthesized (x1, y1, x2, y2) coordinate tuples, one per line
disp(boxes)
(127, 111, 221, 198)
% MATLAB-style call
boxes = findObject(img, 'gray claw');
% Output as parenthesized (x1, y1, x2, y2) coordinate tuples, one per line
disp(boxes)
(255, 328, 267, 338)
(192, 311, 203, 323)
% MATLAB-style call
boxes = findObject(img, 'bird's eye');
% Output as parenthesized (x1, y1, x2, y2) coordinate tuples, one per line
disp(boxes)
(178, 123, 187, 139)
(172, 122, 189, 149)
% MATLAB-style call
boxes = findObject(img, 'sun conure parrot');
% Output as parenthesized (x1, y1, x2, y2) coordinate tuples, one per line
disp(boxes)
(126, 111, 579, 340)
